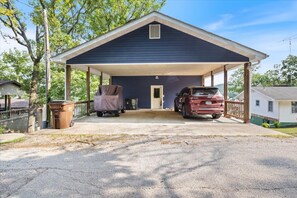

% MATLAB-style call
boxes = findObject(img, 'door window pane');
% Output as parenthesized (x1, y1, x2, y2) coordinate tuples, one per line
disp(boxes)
(154, 88, 160, 98)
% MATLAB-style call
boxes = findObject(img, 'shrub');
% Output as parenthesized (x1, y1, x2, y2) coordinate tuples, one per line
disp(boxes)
(0, 125, 5, 134)
(274, 121, 281, 128)
(262, 123, 270, 128)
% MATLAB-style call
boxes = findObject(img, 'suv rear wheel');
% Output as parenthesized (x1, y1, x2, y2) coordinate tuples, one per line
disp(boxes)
(212, 114, 221, 119)
(174, 103, 179, 112)
(182, 105, 189, 119)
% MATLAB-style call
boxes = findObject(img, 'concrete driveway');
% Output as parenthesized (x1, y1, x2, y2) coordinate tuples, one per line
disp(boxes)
(42, 110, 284, 136)
(1, 136, 297, 197)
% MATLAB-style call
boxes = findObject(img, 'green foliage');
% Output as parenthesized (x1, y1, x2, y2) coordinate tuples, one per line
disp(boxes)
(0, 0, 166, 106)
(0, 49, 32, 94)
(262, 123, 270, 128)
(86, 0, 165, 39)
(229, 55, 297, 97)
(0, 125, 6, 134)
(228, 65, 258, 96)
(273, 121, 281, 128)
(280, 55, 297, 86)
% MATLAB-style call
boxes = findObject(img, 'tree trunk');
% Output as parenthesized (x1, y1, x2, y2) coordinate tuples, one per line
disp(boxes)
(27, 61, 40, 133)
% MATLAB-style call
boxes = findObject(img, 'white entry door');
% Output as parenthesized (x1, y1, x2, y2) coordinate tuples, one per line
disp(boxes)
(151, 85, 163, 109)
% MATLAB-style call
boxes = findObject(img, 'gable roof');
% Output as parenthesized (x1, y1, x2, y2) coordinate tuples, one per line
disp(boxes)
(252, 87, 297, 101)
(52, 12, 268, 64)
(0, 80, 21, 87)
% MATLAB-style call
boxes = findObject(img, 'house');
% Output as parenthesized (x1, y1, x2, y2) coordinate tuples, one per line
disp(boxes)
(52, 12, 268, 123)
(237, 87, 297, 126)
(0, 80, 25, 111)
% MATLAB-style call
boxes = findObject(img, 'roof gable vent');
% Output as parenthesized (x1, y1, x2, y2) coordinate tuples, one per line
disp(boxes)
(149, 24, 161, 39)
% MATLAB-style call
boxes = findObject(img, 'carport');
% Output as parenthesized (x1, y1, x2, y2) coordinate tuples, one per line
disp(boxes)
(52, 12, 268, 123)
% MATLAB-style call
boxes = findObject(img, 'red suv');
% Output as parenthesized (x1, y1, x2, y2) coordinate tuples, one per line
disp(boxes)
(174, 86, 224, 119)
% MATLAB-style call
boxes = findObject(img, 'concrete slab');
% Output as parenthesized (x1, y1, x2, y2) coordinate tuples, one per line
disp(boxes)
(39, 110, 286, 137)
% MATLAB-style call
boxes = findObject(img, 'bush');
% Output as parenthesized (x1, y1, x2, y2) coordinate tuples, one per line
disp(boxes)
(0, 125, 5, 134)
(274, 121, 281, 128)
(262, 123, 270, 128)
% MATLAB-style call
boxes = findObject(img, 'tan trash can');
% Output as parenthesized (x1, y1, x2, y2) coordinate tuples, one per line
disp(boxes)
(49, 101, 75, 129)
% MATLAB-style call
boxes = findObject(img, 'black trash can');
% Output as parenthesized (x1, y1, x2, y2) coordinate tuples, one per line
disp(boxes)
(125, 98, 138, 110)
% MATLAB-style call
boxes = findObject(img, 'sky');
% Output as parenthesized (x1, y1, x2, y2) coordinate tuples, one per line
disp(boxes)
(160, 0, 297, 84)
(1, 0, 297, 84)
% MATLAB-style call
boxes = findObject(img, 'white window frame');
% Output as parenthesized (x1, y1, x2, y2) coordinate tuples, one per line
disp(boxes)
(268, 101, 273, 112)
(256, 100, 260, 107)
(292, 101, 297, 114)
(149, 24, 161, 39)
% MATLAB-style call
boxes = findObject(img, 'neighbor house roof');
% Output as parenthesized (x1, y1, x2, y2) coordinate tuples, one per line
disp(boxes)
(0, 80, 24, 96)
(0, 80, 21, 87)
(253, 87, 297, 101)
(52, 12, 268, 64)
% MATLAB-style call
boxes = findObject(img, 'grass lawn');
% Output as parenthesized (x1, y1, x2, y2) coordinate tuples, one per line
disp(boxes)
(274, 127, 297, 137)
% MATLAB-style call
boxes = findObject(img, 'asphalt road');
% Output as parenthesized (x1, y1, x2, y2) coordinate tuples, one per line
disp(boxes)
(1, 136, 297, 198)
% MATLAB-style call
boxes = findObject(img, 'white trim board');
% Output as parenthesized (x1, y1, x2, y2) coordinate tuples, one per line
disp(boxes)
(52, 12, 268, 64)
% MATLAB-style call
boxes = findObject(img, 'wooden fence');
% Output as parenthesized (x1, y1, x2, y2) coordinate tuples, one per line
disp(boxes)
(225, 101, 244, 120)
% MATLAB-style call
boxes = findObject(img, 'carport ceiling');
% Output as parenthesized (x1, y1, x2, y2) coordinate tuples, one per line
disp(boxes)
(70, 63, 242, 76)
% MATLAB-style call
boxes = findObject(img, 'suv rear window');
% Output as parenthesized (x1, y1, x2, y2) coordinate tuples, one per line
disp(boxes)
(192, 88, 219, 96)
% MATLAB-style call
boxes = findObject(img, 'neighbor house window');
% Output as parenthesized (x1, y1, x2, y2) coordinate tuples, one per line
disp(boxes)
(268, 101, 273, 112)
(149, 24, 161, 39)
(256, 100, 260, 106)
(292, 101, 297, 113)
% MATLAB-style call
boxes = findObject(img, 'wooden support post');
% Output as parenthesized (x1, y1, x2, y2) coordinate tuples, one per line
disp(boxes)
(4, 95, 8, 111)
(223, 65, 228, 117)
(201, 76, 205, 86)
(100, 72, 103, 85)
(8, 95, 11, 118)
(243, 63, 250, 123)
(211, 71, 214, 87)
(86, 67, 91, 116)
(65, 65, 71, 100)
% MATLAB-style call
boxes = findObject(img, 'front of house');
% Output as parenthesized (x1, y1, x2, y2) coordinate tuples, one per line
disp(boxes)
(238, 87, 297, 126)
(52, 12, 267, 122)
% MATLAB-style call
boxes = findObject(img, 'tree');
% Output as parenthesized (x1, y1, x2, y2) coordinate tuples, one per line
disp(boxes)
(280, 55, 297, 86)
(0, 49, 32, 93)
(86, 0, 165, 39)
(0, 0, 165, 132)
(228, 65, 259, 95)
(228, 55, 297, 98)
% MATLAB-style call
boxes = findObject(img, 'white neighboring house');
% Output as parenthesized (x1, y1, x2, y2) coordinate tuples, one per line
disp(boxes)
(236, 87, 297, 126)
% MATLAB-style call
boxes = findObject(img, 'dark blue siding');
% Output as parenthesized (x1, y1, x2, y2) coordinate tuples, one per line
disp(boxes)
(67, 22, 249, 64)
(113, 76, 201, 108)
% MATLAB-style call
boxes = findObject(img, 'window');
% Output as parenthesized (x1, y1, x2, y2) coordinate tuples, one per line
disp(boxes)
(256, 100, 260, 106)
(268, 101, 273, 112)
(292, 101, 297, 113)
(154, 88, 160, 98)
(149, 24, 161, 39)
(192, 87, 219, 96)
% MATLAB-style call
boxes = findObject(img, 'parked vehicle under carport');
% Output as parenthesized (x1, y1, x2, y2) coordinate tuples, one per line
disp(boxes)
(94, 85, 125, 117)
(174, 86, 224, 119)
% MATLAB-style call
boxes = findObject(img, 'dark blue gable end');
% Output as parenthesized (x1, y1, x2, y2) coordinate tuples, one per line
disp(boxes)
(113, 76, 202, 108)
(67, 22, 249, 64)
